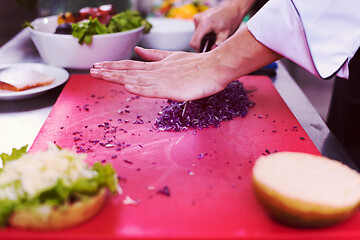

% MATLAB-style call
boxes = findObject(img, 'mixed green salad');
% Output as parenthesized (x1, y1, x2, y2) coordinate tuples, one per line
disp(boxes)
(0, 144, 120, 227)
(72, 10, 152, 45)
(26, 9, 152, 45)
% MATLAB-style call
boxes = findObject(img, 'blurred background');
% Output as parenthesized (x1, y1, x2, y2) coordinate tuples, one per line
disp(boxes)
(0, 0, 219, 46)
(0, 0, 333, 121)
(0, 0, 36, 47)
(0, 0, 131, 47)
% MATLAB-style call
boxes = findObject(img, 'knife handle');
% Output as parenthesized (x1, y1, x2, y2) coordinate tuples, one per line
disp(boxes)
(200, 31, 217, 52)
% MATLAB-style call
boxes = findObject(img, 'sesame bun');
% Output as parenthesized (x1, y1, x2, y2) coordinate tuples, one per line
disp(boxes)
(8, 188, 107, 231)
(252, 152, 360, 228)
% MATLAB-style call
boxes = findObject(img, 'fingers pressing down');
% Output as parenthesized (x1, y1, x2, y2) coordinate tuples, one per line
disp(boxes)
(90, 67, 158, 87)
(89, 67, 189, 101)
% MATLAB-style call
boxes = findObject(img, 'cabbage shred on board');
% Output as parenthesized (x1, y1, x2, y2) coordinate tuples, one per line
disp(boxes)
(155, 80, 254, 131)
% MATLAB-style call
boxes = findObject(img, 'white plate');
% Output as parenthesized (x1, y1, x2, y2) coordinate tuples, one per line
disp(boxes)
(0, 63, 69, 100)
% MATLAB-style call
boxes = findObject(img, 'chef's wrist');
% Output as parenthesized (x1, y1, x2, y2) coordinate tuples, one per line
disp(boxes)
(209, 26, 281, 81)
(204, 50, 241, 88)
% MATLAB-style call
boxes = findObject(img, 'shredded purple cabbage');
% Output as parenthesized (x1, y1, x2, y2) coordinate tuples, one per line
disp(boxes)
(155, 80, 254, 131)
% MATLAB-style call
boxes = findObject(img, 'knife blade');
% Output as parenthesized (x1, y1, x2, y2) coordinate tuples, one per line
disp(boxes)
(182, 32, 217, 117)
(200, 31, 216, 53)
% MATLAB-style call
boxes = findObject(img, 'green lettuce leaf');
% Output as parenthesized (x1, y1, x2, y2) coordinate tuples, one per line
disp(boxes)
(23, 21, 34, 29)
(72, 17, 109, 45)
(108, 10, 142, 33)
(71, 10, 152, 45)
(35, 179, 71, 206)
(108, 10, 152, 34)
(92, 162, 118, 194)
(0, 145, 27, 173)
(0, 199, 19, 227)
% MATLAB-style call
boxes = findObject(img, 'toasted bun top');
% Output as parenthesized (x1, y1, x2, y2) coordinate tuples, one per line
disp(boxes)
(253, 152, 360, 208)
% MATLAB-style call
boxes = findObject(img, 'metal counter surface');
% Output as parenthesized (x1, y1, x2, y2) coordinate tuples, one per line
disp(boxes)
(0, 29, 356, 170)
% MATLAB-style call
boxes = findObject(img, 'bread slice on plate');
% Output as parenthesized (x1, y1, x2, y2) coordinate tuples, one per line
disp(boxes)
(0, 67, 54, 91)
(252, 152, 360, 228)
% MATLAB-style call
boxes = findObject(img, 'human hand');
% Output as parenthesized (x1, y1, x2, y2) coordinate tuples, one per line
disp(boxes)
(90, 46, 231, 101)
(90, 26, 281, 102)
(190, 0, 254, 52)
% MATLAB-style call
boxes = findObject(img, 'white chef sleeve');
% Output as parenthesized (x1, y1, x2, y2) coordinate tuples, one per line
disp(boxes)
(247, 0, 360, 79)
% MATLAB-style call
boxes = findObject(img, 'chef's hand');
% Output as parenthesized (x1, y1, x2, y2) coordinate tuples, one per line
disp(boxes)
(90, 46, 231, 102)
(190, 0, 255, 52)
(90, 26, 281, 101)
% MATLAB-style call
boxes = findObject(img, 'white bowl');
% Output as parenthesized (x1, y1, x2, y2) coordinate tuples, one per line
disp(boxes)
(29, 16, 144, 69)
(140, 17, 195, 51)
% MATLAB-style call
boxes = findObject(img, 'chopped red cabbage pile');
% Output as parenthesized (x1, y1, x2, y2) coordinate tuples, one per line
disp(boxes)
(155, 80, 254, 131)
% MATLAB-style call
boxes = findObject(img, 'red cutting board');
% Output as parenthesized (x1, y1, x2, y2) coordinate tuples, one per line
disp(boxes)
(3, 74, 360, 239)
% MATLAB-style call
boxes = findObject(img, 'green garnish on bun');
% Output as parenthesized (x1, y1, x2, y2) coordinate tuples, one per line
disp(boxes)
(0, 144, 121, 231)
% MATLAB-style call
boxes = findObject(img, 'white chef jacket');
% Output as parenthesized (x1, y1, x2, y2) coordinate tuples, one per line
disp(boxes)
(247, 0, 360, 79)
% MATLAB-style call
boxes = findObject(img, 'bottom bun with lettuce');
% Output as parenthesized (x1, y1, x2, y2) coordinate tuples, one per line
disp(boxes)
(0, 144, 122, 231)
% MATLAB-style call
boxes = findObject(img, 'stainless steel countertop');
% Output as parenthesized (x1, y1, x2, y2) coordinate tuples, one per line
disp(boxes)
(0, 29, 356, 170)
